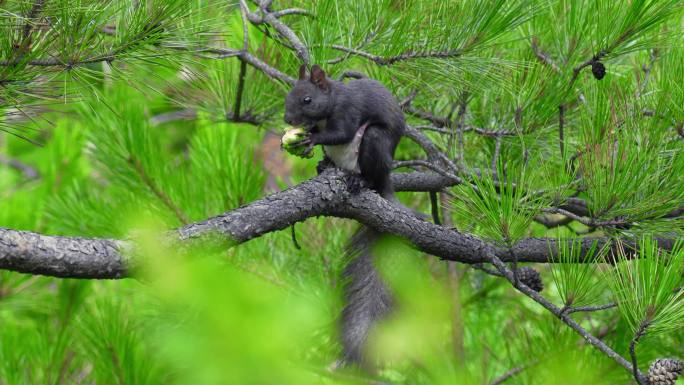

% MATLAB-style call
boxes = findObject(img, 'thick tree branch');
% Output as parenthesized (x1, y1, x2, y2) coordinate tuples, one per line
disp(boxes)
(391, 171, 455, 192)
(0, 228, 128, 278)
(0, 169, 678, 279)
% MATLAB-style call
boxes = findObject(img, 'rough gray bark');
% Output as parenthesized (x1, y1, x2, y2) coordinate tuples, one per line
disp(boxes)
(0, 228, 128, 278)
(0, 168, 676, 279)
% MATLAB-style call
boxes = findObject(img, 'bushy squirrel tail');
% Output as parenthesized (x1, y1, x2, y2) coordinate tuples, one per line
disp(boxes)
(340, 225, 393, 366)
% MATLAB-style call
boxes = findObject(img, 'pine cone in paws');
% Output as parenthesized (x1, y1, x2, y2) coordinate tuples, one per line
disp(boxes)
(518, 267, 544, 292)
(648, 358, 684, 385)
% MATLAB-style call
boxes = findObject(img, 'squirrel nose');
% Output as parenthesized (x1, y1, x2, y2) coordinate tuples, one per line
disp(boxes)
(284, 114, 295, 125)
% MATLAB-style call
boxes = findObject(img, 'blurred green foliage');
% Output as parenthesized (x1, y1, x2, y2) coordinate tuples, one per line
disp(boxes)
(1, 0, 684, 384)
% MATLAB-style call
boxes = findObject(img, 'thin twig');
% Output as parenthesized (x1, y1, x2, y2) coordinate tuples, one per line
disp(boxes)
(531, 37, 559, 72)
(455, 92, 468, 165)
(1, 22, 295, 86)
(393, 159, 463, 185)
(629, 321, 651, 385)
(507, 247, 520, 286)
(6, 0, 49, 66)
(22, 0, 46, 39)
(327, 31, 377, 65)
(398, 90, 418, 108)
(0, 154, 39, 179)
(307, 365, 392, 385)
(472, 263, 503, 277)
(406, 99, 516, 140)
(491, 136, 502, 177)
(150, 108, 197, 125)
(558, 104, 565, 157)
(542, 207, 631, 228)
(533, 214, 573, 229)
(239, 1, 250, 50)
(54, 350, 75, 385)
(245, 1, 310, 65)
(470, 127, 516, 137)
(256, 0, 272, 8)
(239, 51, 295, 84)
(429, 191, 441, 225)
(128, 156, 189, 225)
(416, 124, 516, 137)
(489, 364, 530, 385)
(564, 303, 617, 315)
(403, 126, 460, 173)
(404, 104, 451, 127)
(271, 8, 313, 18)
(330, 45, 462, 66)
(108, 346, 126, 385)
(149, 108, 265, 126)
(636, 49, 657, 99)
(569, 50, 607, 87)
(290, 223, 301, 250)
(484, 250, 644, 379)
(234, 1, 250, 120)
(414, 125, 452, 134)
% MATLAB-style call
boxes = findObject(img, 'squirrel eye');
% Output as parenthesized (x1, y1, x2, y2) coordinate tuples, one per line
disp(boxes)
(302, 96, 312, 104)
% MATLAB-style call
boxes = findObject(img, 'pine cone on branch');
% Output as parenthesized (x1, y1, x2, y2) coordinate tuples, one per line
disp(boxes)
(518, 267, 544, 292)
(648, 358, 684, 385)
(591, 60, 606, 80)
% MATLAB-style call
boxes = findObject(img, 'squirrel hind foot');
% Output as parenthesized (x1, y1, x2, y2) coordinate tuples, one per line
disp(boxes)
(345, 173, 365, 194)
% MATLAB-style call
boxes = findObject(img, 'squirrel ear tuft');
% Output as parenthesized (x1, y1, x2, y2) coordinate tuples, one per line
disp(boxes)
(310, 65, 329, 90)
(298, 64, 307, 80)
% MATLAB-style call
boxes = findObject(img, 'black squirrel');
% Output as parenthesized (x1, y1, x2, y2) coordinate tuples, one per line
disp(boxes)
(284, 64, 404, 197)
(284, 64, 405, 366)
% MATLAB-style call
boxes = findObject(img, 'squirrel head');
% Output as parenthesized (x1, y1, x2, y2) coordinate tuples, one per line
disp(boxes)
(284, 64, 333, 128)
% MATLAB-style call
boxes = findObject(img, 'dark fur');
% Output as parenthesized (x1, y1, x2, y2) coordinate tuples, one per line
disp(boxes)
(341, 227, 392, 365)
(284, 65, 404, 366)
(284, 65, 404, 197)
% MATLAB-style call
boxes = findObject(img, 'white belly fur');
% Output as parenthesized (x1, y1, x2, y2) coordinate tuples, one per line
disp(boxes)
(317, 119, 362, 172)
(324, 143, 360, 172)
